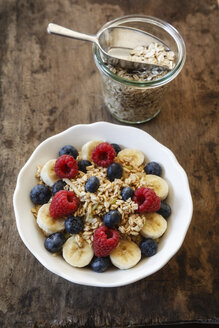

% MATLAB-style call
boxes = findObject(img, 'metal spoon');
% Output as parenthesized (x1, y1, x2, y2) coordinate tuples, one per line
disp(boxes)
(47, 23, 171, 70)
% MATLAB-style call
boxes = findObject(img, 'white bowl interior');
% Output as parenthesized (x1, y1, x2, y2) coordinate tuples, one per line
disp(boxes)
(13, 122, 193, 287)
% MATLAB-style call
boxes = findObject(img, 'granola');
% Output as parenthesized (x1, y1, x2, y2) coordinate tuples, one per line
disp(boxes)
(62, 163, 147, 245)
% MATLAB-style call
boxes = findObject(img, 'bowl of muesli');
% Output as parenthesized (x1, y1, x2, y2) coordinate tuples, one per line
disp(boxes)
(13, 122, 193, 287)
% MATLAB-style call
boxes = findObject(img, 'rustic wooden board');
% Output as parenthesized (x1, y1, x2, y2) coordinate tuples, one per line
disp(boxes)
(0, 0, 218, 327)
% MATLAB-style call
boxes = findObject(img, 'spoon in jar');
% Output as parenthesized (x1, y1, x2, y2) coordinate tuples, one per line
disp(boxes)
(47, 23, 173, 71)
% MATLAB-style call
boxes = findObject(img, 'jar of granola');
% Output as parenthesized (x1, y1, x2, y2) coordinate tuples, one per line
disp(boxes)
(93, 15, 186, 124)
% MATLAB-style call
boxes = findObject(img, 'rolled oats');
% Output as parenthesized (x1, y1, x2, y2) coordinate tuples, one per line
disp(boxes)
(129, 43, 175, 70)
(99, 42, 175, 123)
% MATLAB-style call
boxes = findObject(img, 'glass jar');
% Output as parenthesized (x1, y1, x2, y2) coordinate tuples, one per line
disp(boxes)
(93, 15, 186, 124)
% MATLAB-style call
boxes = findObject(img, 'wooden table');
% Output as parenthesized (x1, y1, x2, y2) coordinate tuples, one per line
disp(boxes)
(1, 0, 218, 327)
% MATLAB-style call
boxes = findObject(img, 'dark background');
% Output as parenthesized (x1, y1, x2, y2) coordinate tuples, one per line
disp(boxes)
(0, 0, 218, 327)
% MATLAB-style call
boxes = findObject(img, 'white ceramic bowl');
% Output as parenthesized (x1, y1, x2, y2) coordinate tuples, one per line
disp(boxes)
(13, 122, 193, 287)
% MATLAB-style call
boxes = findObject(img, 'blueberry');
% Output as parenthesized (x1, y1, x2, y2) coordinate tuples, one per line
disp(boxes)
(157, 201, 171, 219)
(44, 232, 66, 253)
(90, 256, 110, 273)
(144, 162, 162, 176)
(103, 210, 121, 228)
(107, 163, 123, 182)
(85, 176, 100, 193)
(78, 160, 92, 173)
(30, 184, 51, 205)
(140, 238, 158, 257)
(121, 187, 134, 201)
(111, 143, 121, 154)
(52, 180, 67, 195)
(65, 216, 84, 234)
(59, 145, 78, 159)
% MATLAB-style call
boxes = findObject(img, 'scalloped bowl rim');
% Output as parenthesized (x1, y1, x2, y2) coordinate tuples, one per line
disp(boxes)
(13, 122, 193, 287)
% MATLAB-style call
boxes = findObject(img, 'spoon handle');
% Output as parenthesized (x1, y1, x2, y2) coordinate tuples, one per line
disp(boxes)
(47, 23, 97, 44)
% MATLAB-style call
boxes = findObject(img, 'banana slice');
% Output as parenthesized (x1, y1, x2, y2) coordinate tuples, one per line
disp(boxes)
(110, 240, 141, 270)
(81, 140, 104, 161)
(140, 213, 167, 239)
(62, 236, 94, 267)
(40, 159, 59, 187)
(144, 174, 169, 200)
(117, 149, 144, 167)
(37, 203, 65, 236)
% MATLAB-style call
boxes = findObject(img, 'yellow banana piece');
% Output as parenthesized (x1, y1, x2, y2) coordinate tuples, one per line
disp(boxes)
(117, 148, 145, 167)
(140, 212, 167, 239)
(144, 174, 169, 200)
(110, 240, 141, 269)
(63, 236, 94, 267)
(37, 203, 65, 236)
(40, 159, 59, 187)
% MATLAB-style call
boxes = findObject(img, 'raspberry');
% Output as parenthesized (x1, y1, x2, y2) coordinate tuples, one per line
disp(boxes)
(92, 142, 116, 167)
(133, 187, 160, 213)
(49, 190, 79, 218)
(93, 225, 120, 257)
(55, 155, 78, 179)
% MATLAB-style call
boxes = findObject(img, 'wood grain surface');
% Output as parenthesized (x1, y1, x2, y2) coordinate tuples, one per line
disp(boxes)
(0, 0, 218, 327)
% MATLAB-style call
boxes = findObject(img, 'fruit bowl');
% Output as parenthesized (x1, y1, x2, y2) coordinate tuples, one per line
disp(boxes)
(13, 122, 193, 287)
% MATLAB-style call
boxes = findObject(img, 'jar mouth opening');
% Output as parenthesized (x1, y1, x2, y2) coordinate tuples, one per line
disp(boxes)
(93, 15, 186, 88)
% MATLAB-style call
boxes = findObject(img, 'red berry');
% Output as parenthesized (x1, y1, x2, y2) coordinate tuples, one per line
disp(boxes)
(92, 142, 116, 167)
(93, 226, 120, 257)
(49, 190, 79, 218)
(133, 187, 160, 213)
(55, 155, 78, 179)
